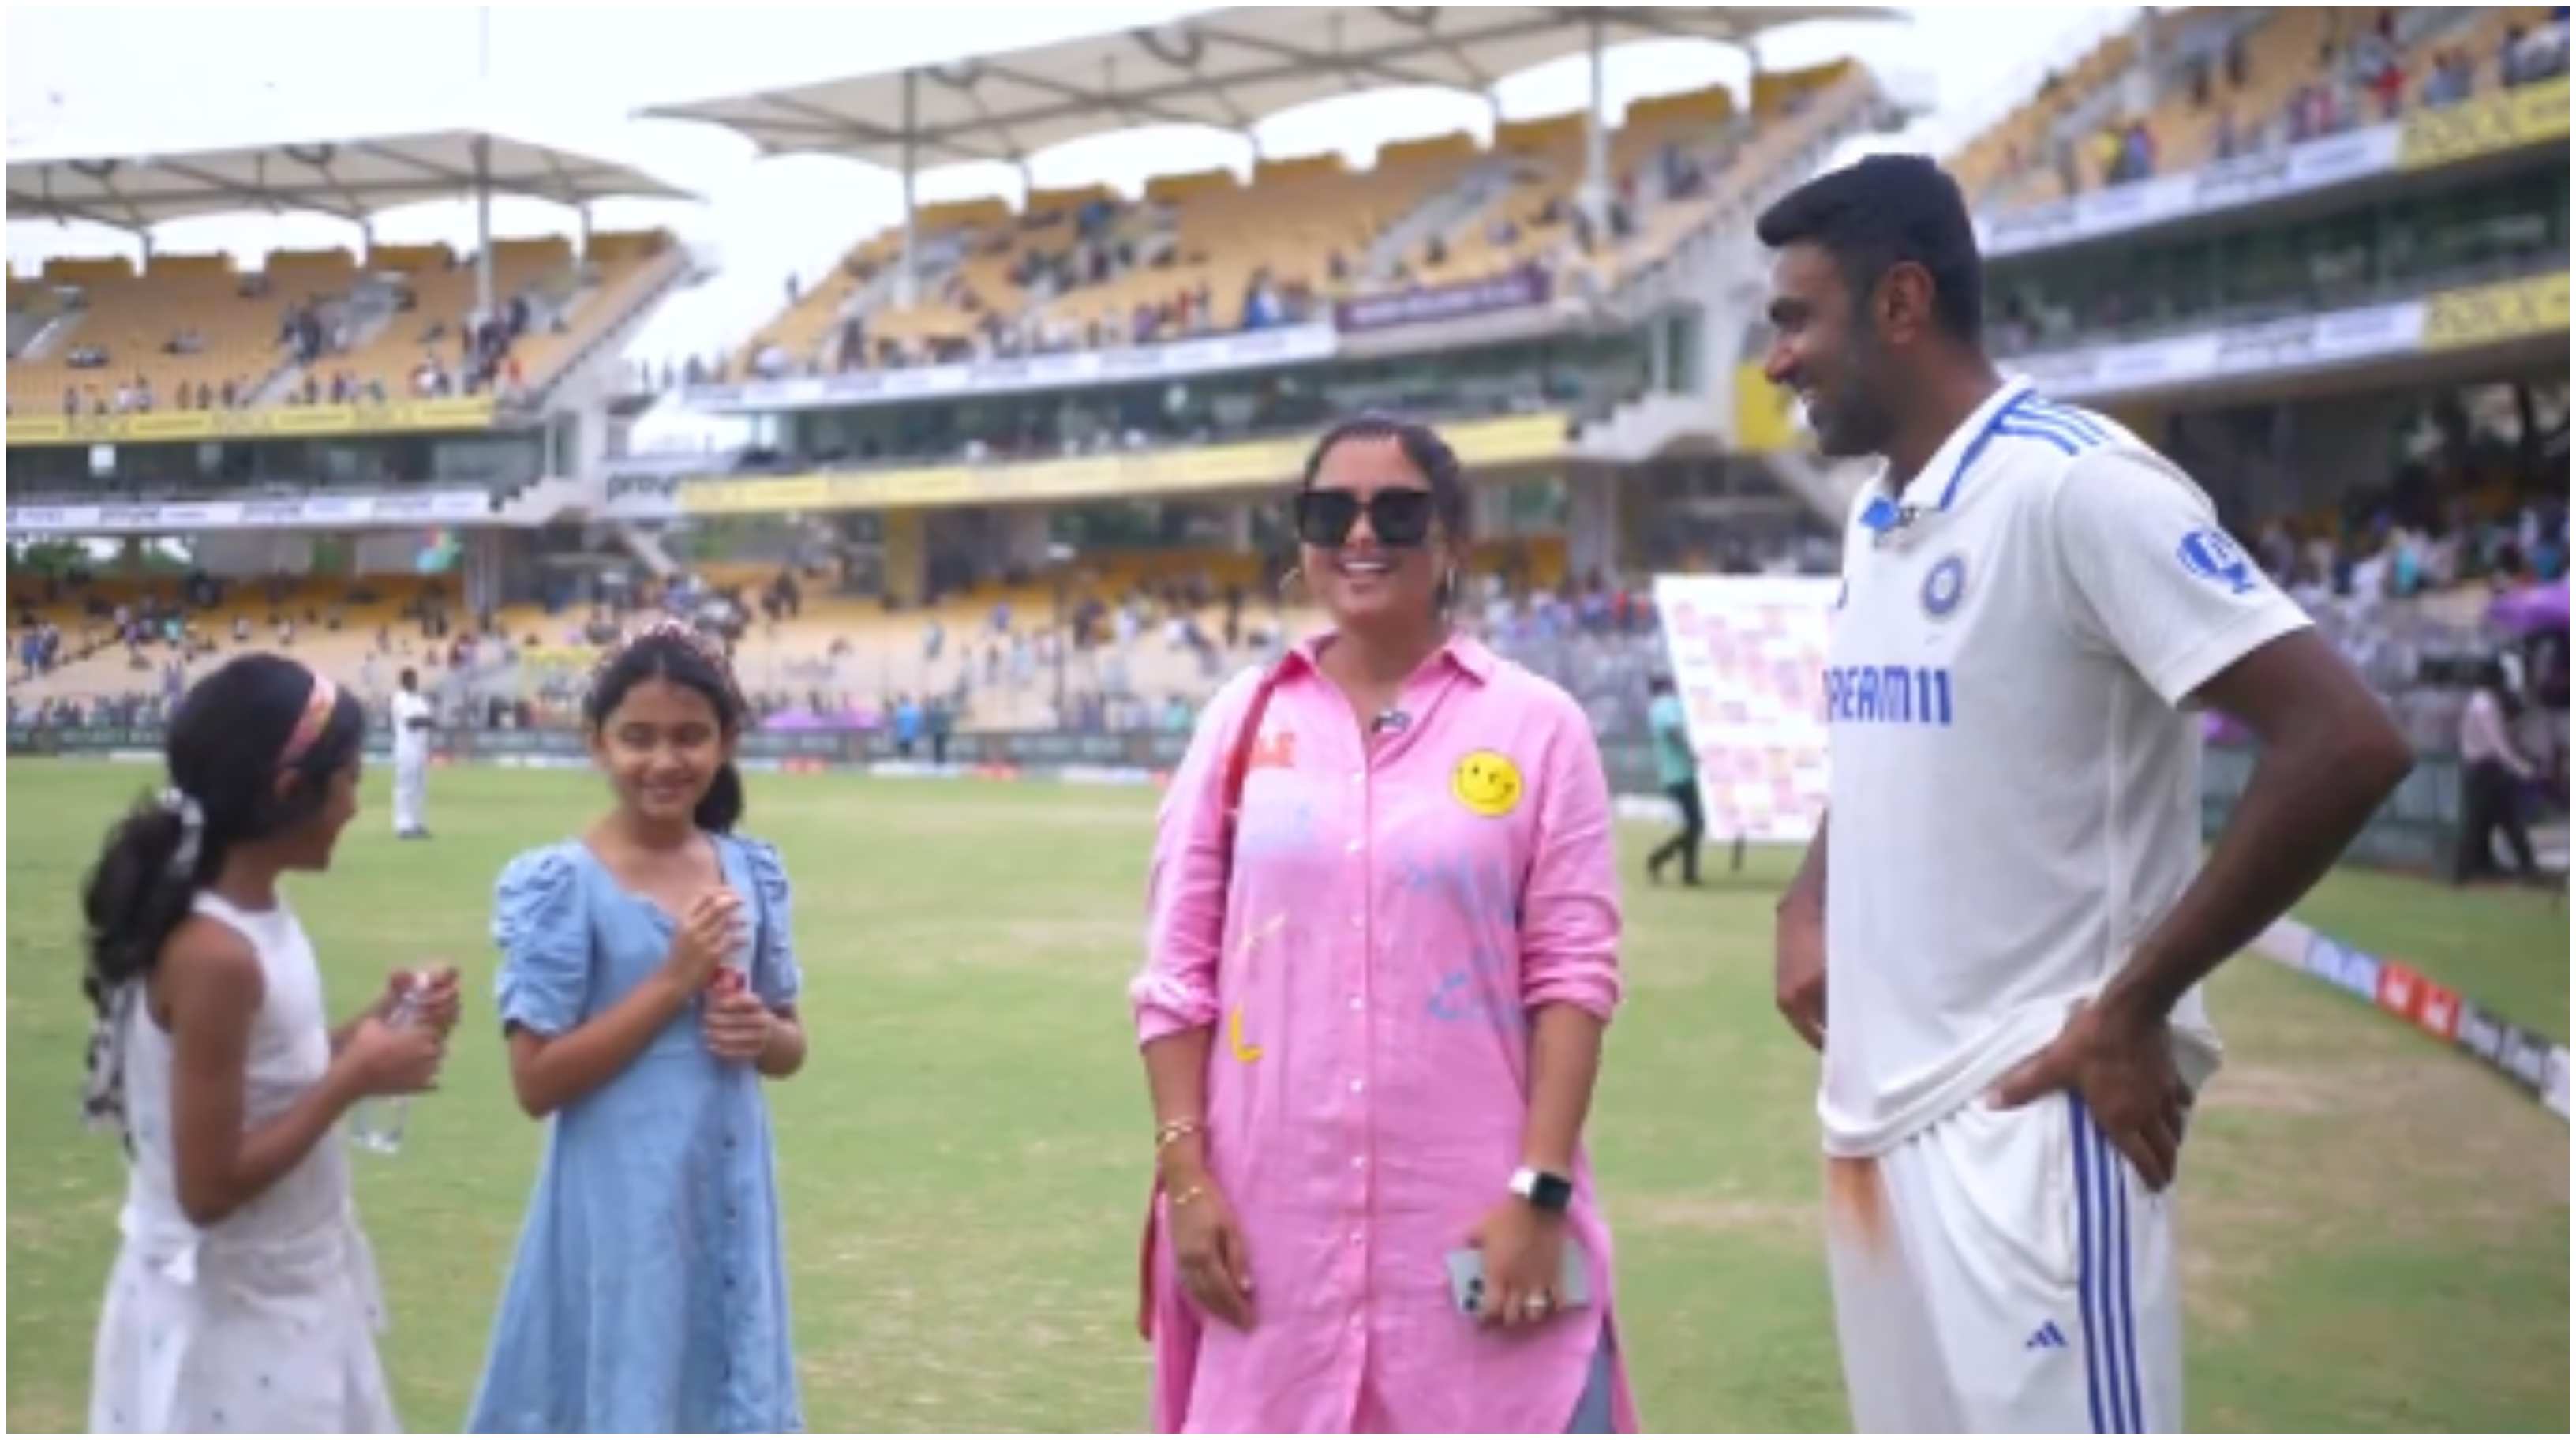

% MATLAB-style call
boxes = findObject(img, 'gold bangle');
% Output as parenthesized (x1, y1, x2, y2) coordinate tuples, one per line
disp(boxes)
(1168, 1183, 1208, 1209)
(1155, 1118, 1204, 1151)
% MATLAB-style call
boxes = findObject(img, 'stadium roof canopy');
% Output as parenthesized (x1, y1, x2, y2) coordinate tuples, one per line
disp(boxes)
(642, 6, 1885, 170)
(6, 129, 691, 233)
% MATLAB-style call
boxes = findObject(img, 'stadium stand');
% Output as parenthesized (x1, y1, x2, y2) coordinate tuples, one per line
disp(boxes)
(7, 251, 326, 414)
(5, 228, 683, 416)
(728, 62, 1863, 381)
(1954, 6, 2567, 211)
(1944, 6, 2571, 823)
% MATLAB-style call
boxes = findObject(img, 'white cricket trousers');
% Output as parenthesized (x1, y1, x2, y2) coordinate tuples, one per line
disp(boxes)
(1825, 1093, 2182, 1433)
(392, 756, 427, 834)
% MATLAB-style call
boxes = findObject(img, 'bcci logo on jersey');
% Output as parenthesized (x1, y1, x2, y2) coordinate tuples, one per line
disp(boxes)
(2177, 528, 2257, 594)
(1920, 555, 1968, 617)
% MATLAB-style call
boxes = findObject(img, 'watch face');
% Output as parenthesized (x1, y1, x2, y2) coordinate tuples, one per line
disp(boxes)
(1514, 1167, 1573, 1212)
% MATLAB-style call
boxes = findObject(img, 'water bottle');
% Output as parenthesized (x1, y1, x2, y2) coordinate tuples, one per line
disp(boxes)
(709, 885, 753, 1000)
(351, 971, 424, 1155)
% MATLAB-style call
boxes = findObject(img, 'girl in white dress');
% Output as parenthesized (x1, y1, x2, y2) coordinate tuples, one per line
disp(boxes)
(80, 654, 462, 1433)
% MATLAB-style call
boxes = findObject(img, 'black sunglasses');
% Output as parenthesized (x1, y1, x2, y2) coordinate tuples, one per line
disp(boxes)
(1294, 487, 1436, 548)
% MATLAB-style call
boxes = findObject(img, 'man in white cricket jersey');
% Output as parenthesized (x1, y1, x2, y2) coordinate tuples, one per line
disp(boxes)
(1758, 156, 2414, 1432)
(391, 666, 435, 839)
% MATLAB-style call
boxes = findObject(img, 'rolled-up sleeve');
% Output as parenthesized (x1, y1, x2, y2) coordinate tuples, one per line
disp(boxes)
(1132, 668, 1262, 1045)
(1518, 698, 1623, 1021)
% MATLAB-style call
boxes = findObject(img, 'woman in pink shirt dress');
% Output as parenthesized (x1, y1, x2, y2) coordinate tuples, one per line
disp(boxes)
(1133, 414, 1636, 1433)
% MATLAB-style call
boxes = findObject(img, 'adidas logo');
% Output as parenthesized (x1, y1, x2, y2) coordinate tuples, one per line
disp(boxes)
(2024, 1320, 2069, 1351)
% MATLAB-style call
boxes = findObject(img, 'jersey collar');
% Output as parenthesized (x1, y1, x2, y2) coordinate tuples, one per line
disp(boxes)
(1861, 377, 2037, 534)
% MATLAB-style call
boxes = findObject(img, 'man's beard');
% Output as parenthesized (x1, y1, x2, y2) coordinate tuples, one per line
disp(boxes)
(1815, 392, 1896, 459)
(1814, 344, 1897, 459)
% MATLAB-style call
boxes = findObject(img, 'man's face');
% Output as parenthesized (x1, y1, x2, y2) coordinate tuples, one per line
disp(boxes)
(1762, 242, 1898, 459)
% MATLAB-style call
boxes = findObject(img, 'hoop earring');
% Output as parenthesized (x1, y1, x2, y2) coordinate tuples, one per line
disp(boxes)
(1436, 567, 1458, 610)
(1278, 565, 1306, 602)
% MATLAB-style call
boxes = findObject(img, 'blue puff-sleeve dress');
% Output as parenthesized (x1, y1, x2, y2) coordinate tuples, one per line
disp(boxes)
(466, 834, 804, 1433)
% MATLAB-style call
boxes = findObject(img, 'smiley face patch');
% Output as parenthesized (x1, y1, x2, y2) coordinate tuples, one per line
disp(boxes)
(1451, 749, 1524, 818)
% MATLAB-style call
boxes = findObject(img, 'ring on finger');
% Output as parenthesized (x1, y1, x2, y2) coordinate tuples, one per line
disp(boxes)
(1522, 1292, 1552, 1318)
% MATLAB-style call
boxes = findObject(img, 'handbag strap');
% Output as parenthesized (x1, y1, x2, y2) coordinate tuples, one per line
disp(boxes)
(1215, 662, 1287, 887)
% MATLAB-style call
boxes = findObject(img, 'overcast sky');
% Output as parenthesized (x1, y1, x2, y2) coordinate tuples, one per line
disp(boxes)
(7, 3, 2135, 362)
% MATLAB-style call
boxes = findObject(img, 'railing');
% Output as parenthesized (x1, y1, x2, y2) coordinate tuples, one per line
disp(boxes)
(1604, 69, 1894, 318)
(521, 243, 693, 407)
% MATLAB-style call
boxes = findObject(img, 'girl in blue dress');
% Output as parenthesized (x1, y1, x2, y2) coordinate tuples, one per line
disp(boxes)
(468, 620, 807, 1432)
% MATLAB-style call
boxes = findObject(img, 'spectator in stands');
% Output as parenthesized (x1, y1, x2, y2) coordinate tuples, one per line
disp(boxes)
(2422, 48, 2475, 108)
(2214, 105, 2245, 161)
(2506, 15, 2571, 85)
(2091, 122, 2128, 186)
(893, 693, 922, 758)
(2455, 658, 2543, 883)
(925, 695, 953, 765)
(62, 386, 77, 416)
(2366, 51, 2407, 120)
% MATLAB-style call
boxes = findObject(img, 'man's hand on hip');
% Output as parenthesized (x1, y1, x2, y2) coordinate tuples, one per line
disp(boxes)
(1990, 999, 2192, 1191)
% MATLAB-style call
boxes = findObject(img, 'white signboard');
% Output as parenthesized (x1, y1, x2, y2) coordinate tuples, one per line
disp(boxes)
(7, 488, 492, 535)
(687, 323, 1339, 413)
(2011, 297, 2428, 402)
(1651, 574, 1838, 844)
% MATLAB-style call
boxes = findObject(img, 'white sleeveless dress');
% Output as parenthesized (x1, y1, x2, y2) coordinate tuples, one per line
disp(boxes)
(88, 891, 398, 1433)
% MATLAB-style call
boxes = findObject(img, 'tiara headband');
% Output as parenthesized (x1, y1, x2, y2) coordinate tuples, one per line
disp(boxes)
(593, 617, 744, 710)
(275, 672, 339, 770)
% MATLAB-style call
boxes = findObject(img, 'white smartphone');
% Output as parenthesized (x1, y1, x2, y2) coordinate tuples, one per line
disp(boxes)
(1444, 1239, 1593, 1318)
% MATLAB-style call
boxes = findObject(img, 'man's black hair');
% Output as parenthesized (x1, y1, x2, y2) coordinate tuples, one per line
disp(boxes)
(1754, 153, 1984, 344)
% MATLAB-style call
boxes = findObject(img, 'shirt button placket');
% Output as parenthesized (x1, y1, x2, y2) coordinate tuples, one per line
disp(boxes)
(1346, 748, 1374, 1335)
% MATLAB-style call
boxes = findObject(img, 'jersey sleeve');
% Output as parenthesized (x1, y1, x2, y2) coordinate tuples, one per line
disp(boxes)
(2048, 448, 2312, 707)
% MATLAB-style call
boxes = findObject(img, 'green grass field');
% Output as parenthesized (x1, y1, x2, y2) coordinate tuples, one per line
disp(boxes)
(7, 759, 2567, 1431)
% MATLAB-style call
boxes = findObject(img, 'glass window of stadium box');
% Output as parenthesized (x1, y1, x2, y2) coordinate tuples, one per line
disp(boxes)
(773, 331, 1649, 471)
(429, 432, 543, 489)
(9, 444, 88, 491)
(1988, 159, 2568, 352)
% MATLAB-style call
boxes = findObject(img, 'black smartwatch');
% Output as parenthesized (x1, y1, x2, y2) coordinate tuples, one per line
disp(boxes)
(1508, 1164, 1574, 1214)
